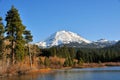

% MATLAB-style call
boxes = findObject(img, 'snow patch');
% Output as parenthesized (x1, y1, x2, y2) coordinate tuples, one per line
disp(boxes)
(36, 30, 91, 48)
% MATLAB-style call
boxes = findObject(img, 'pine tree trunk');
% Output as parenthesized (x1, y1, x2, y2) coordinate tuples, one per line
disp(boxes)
(12, 40, 15, 64)
(28, 44, 32, 68)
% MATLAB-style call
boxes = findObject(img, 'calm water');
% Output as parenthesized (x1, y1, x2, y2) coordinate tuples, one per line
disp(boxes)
(1, 67, 120, 80)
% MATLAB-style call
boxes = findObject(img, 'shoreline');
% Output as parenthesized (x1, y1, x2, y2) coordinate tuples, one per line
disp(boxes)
(20, 62, 120, 75)
(73, 62, 120, 68)
(0, 62, 120, 77)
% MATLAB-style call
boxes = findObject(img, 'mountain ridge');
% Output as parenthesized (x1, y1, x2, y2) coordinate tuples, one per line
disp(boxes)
(35, 30, 118, 48)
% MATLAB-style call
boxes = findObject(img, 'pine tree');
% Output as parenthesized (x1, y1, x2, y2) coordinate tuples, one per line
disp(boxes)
(5, 6, 32, 63)
(0, 17, 5, 59)
(69, 47, 75, 59)
(49, 47, 56, 57)
(24, 30, 33, 67)
(0, 17, 4, 39)
(39, 57, 43, 65)
(63, 58, 69, 67)
(24, 30, 33, 43)
(44, 57, 50, 67)
(63, 57, 73, 67)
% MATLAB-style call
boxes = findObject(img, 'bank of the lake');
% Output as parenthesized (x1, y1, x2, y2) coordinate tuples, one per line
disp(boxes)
(1, 66, 120, 80)
(1, 62, 120, 78)
(73, 62, 120, 68)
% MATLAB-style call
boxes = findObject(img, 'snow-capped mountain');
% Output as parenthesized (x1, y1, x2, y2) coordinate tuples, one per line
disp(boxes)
(35, 30, 91, 48)
(92, 39, 118, 48)
(95, 39, 118, 45)
(59, 39, 118, 48)
(35, 30, 118, 48)
(96, 39, 109, 43)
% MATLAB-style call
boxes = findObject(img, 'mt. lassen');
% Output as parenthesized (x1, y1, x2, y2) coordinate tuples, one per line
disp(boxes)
(35, 30, 118, 48)
(35, 30, 91, 48)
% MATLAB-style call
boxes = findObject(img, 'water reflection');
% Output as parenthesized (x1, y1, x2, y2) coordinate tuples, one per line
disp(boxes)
(1, 67, 120, 80)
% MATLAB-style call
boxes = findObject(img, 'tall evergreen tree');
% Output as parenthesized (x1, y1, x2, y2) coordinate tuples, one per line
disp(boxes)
(0, 17, 4, 39)
(0, 17, 5, 59)
(24, 30, 33, 43)
(5, 6, 32, 63)
(24, 30, 33, 67)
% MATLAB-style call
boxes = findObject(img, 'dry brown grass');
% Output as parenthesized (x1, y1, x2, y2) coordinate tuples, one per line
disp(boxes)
(49, 56, 65, 68)
(1, 55, 120, 77)
(73, 62, 120, 68)
(49, 56, 65, 64)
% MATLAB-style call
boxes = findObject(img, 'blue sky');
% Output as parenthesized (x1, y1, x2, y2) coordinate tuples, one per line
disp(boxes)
(0, 0, 120, 42)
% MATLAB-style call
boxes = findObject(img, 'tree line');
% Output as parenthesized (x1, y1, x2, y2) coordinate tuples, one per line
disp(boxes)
(41, 41, 120, 66)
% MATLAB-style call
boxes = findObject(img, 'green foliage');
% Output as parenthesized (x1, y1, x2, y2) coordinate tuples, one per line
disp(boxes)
(39, 57, 43, 65)
(0, 17, 4, 39)
(68, 57, 74, 66)
(49, 47, 56, 57)
(63, 57, 73, 67)
(41, 49, 51, 57)
(0, 17, 5, 59)
(78, 58, 84, 65)
(5, 6, 25, 41)
(44, 57, 50, 66)
(15, 40, 25, 61)
(76, 50, 83, 60)
(75, 45, 120, 63)
(42, 42, 120, 65)
(30, 45, 40, 55)
(63, 58, 69, 67)
(41, 46, 76, 59)
(98, 60, 101, 64)
(24, 30, 33, 43)
(5, 6, 33, 62)
(69, 47, 76, 59)
(56, 46, 70, 58)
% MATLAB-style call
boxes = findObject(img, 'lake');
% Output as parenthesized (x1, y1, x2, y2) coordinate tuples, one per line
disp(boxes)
(1, 67, 120, 80)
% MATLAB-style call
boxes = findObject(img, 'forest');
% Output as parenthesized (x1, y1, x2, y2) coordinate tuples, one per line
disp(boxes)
(41, 41, 120, 67)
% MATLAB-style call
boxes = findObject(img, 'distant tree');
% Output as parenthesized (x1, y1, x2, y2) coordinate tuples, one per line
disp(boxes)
(68, 56, 73, 66)
(30, 45, 40, 65)
(76, 50, 83, 60)
(39, 57, 43, 65)
(63, 57, 73, 67)
(49, 47, 56, 57)
(41, 49, 51, 57)
(57, 46, 70, 58)
(78, 58, 84, 65)
(44, 57, 50, 67)
(63, 58, 69, 67)
(69, 47, 75, 59)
